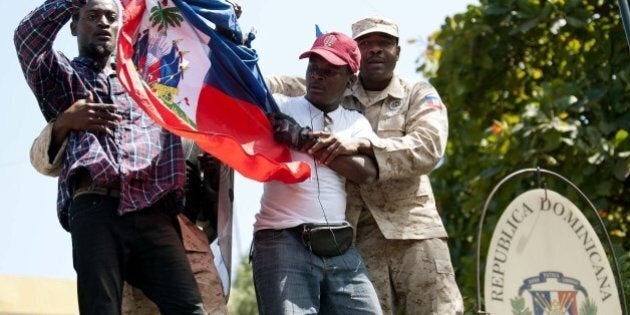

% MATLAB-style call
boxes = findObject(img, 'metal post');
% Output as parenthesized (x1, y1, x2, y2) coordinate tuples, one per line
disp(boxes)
(620, 0, 630, 50)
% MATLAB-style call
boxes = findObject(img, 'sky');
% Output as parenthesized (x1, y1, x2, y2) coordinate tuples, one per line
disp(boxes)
(0, 0, 477, 281)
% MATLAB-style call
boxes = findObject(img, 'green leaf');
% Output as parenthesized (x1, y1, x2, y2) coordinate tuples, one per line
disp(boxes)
(515, 0, 538, 17)
(612, 159, 629, 181)
(612, 129, 629, 147)
(585, 87, 607, 101)
(595, 181, 612, 196)
(566, 16, 587, 28)
(587, 152, 604, 164)
(542, 131, 562, 151)
(509, 18, 539, 35)
(554, 95, 578, 109)
(484, 5, 510, 16)
(564, 0, 581, 10)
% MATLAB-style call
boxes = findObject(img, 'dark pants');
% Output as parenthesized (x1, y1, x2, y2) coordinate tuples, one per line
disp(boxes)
(69, 193, 205, 315)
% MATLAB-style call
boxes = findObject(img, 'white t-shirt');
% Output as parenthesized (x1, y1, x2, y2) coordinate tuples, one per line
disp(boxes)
(254, 95, 376, 231)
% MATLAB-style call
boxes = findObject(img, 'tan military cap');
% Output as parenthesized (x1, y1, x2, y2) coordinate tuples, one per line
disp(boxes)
(351, 16, 399, 39)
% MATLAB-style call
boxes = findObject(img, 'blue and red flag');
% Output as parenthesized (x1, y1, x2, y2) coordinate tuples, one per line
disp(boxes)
(117, 0, 310, 183)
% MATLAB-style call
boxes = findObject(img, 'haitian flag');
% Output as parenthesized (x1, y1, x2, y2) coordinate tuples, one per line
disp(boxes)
(117, 0, 310, 183)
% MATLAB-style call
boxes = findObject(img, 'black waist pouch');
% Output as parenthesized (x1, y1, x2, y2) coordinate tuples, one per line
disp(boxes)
(300, 223, 353, 257)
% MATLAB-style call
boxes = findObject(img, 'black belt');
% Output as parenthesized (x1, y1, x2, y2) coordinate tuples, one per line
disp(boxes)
(73, 186, 121, 199)
(288, 224, 307, 234)
(73, 169, 121, 200)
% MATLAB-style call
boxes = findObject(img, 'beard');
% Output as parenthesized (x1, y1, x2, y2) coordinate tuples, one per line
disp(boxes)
(85, 41, 115, 59)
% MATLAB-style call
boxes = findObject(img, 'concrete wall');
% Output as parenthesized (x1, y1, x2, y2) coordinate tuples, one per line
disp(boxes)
(0, 275, 77, 315)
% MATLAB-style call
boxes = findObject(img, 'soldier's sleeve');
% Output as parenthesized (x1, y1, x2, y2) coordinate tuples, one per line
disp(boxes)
(372, 82, 448, 181)
(265, 75, 307, 97)
(30, 121, 66, 177)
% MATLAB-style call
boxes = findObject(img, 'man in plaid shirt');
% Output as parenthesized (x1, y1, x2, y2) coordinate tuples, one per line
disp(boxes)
(15, 0, 206, 313)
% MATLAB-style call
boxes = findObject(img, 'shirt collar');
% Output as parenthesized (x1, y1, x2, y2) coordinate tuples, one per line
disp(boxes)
(304, 97, 344, 121)
(74, 56, 117, 73)
(350, 75, 405, 106)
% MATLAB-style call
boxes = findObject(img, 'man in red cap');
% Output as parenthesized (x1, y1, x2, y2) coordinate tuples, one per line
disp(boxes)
(251, 32, 382, 314)
(267, 16, 464, 315)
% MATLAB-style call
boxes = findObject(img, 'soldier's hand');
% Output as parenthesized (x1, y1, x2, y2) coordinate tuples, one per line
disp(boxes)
(307, 131, 361, 165)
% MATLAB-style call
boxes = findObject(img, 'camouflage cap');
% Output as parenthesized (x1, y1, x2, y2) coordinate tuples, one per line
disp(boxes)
(351, 16, 399, 39)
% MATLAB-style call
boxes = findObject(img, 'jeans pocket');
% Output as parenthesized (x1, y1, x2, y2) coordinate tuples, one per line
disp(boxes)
(253, 229, 284, 243)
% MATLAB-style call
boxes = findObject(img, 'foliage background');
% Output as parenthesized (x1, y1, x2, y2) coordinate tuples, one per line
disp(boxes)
(420, 0, 629, 311)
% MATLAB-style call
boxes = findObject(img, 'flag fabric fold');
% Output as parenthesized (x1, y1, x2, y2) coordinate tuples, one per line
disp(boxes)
(117, 0, 310, 183)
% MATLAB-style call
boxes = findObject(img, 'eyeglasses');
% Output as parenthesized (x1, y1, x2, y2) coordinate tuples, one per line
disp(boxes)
(306, 64, 347, 79)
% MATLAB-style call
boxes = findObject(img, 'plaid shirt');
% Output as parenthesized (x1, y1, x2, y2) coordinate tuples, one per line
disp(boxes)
(15, 0, 184, 231)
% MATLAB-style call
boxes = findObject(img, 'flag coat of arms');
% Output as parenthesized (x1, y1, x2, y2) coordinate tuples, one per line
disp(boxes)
(117, 0, 310, 183)
(530, 290, 578, 315)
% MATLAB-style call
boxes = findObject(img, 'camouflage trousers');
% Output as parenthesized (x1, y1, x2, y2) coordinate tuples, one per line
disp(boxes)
(122, 214, 228, 315)
(356, 211, 464, 315)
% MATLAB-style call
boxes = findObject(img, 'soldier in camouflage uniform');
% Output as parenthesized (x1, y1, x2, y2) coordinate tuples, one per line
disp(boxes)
(267, 16, 463, 315)
(29, 103, 229, 315)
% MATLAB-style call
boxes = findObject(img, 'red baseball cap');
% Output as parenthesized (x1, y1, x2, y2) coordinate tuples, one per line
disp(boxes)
(299, 32, 361, 73)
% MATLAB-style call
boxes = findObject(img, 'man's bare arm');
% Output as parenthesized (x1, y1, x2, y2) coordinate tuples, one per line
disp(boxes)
(300, 136, 377, 184)
(319, 153, 377, 184)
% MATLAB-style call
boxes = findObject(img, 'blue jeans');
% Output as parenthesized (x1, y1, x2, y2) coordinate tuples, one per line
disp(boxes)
(69, 193, 205, 315)
(252, 228, 382, 315)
